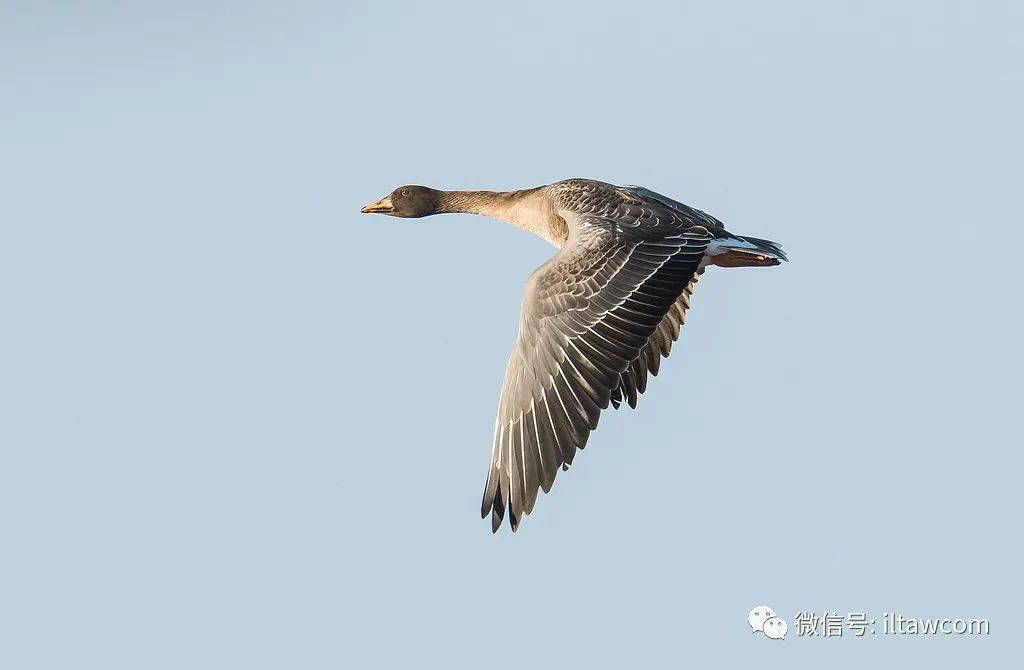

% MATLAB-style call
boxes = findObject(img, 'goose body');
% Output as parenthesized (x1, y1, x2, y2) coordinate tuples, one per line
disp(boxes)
(361, 178, 786, 532)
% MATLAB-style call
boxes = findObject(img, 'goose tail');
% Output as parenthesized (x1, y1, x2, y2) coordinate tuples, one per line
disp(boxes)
(707, 234, 788, 267)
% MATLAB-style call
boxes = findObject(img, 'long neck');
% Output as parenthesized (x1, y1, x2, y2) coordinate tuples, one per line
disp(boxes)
(438, 190, 520, 219)
(437, 188, 558, 243)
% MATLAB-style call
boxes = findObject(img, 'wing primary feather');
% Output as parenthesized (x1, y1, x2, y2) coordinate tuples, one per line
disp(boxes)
(480, 185, 715, 531)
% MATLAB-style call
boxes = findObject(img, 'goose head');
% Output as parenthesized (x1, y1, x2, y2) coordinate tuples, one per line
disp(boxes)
(361, 185, 443, 218)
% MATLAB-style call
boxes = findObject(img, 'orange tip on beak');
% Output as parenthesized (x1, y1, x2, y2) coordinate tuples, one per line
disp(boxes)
(360, 196, 394, 214)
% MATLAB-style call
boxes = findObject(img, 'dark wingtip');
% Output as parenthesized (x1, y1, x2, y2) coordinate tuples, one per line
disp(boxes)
(486, 482, 506, 532)
(480, 493, 490, 519)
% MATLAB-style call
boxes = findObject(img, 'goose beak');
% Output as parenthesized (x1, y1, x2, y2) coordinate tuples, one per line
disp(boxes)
(360, 196, 394, 214)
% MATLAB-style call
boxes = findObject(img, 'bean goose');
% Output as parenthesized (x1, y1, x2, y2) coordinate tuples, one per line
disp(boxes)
(361, 178, 786, 532)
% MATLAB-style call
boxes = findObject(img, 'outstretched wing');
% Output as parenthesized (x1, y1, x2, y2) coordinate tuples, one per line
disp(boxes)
(608, 268, 704, 409)
(604, 185, 727, 410)
(482, 213, 711, 531)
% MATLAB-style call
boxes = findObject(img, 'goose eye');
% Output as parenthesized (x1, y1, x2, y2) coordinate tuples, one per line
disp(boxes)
(401, 189, 410, 196)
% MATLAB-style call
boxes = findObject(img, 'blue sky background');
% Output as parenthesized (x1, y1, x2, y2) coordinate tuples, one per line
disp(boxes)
(1, 1, 1020, 667)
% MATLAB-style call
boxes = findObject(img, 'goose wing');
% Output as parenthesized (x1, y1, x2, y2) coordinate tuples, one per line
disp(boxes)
(482, 207, 711, 531)
(608, 268, 703, 409)
(605, 185, 727, 409)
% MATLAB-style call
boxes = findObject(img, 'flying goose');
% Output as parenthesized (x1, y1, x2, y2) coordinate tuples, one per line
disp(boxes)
(361, 178, 786, 532)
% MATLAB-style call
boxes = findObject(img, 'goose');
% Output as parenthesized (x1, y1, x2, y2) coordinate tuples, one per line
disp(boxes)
(360, 178, 787, 532)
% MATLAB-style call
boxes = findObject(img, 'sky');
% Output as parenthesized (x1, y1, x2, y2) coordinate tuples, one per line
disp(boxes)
(1, 1, 1021, 668)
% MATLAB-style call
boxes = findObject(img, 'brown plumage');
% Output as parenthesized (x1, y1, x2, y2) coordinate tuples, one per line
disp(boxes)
(361, 178, 787, 532)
